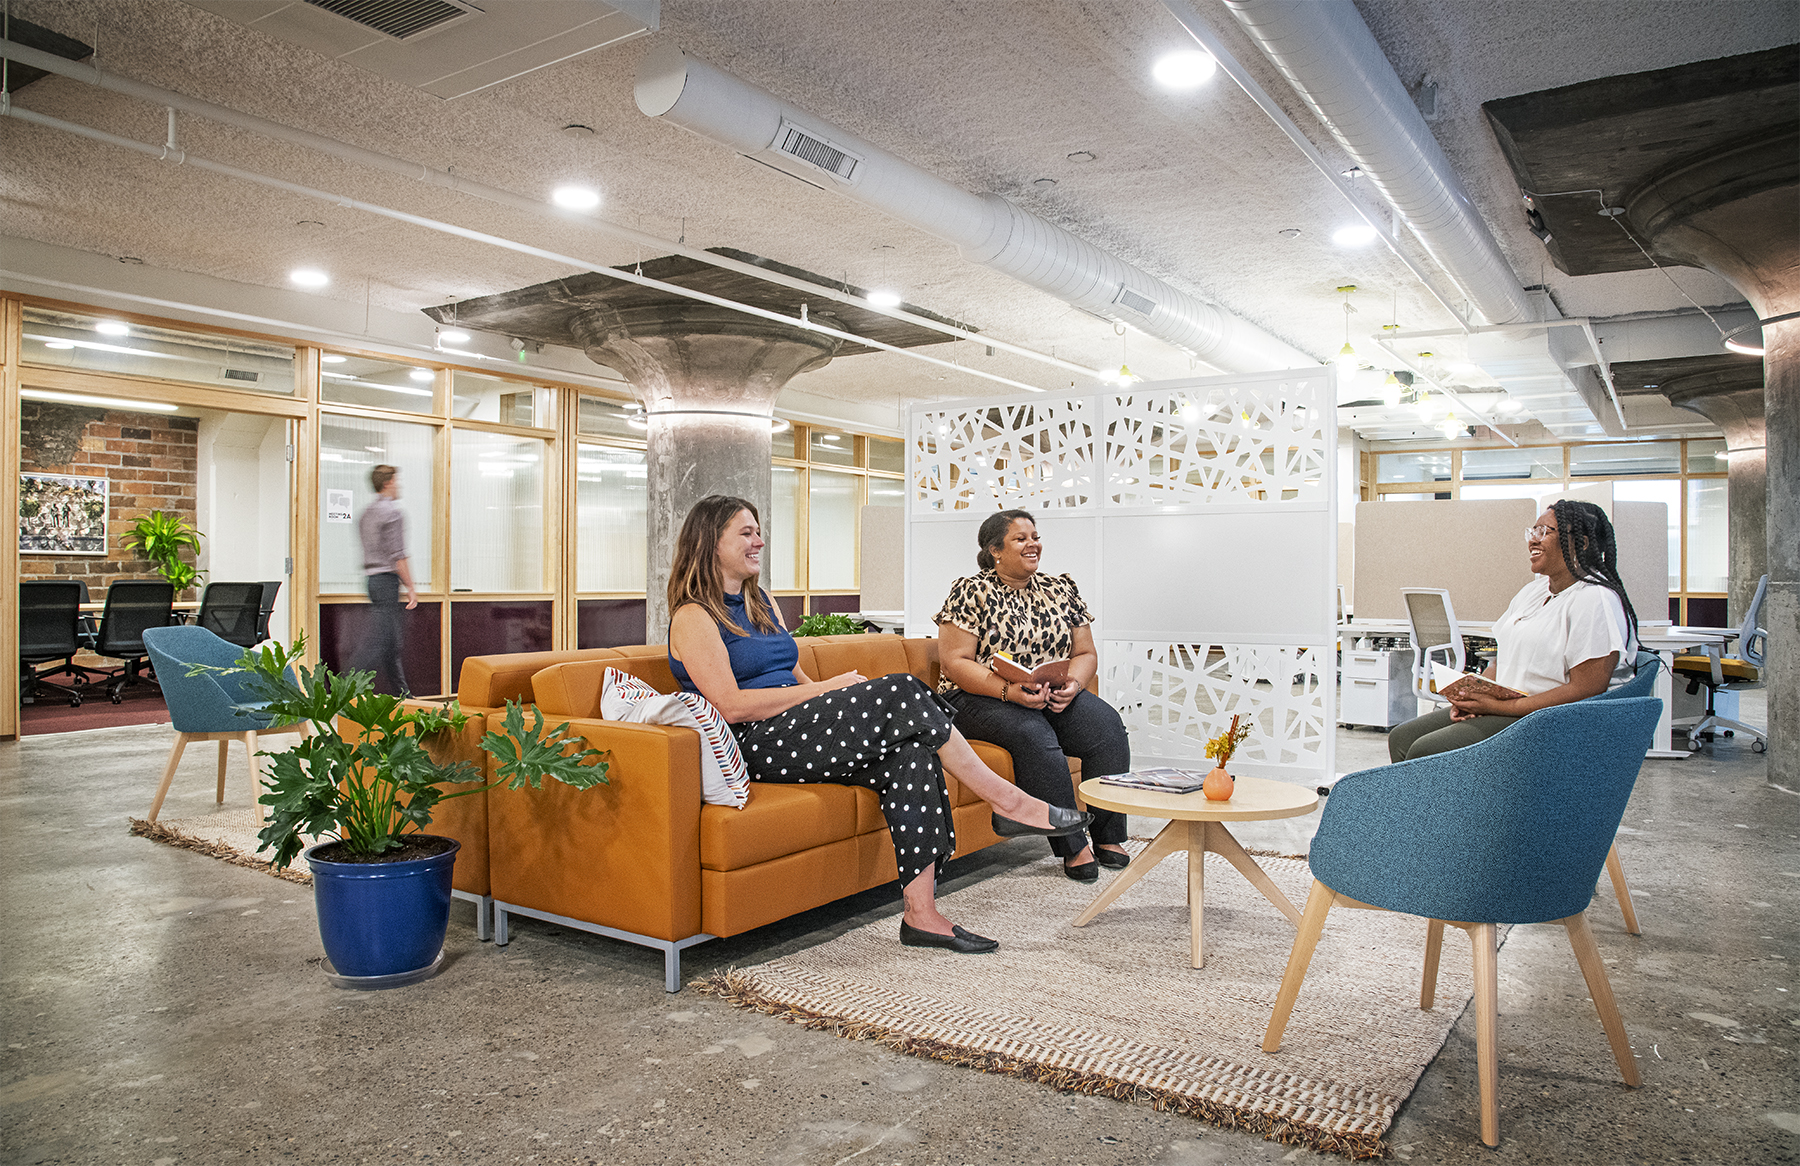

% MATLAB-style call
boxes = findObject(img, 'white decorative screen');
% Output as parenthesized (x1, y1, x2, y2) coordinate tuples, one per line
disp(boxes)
(908, 370, 1337, 787)
(912, 398, 1097, 512)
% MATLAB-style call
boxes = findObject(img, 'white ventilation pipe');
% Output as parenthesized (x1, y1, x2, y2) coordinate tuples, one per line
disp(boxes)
(636, 43, 1314, 373)
(1219, 0, 1535, 327)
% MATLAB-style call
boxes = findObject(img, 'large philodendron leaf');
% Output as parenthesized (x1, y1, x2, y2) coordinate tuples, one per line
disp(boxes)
(480, 701, 610, 791)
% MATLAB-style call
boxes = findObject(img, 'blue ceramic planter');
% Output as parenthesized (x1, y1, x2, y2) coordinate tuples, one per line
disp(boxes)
(305, 836, 459, 980)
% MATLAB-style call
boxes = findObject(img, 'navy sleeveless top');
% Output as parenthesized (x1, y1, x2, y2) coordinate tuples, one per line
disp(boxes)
(669, 590, 800, 694)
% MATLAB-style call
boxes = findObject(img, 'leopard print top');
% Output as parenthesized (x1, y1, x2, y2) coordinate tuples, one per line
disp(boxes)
(932, 569, 1093, 694)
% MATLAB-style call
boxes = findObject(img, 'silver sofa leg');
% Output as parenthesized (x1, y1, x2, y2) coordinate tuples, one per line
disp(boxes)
(452, 889, 494, 941)
(491, 900, 713, 991)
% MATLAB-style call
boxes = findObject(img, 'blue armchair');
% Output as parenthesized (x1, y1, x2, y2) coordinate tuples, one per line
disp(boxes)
(142, 626, 305, 824)
(1584, 650, 1661, 934)
(1261, 697, 1662, 1148)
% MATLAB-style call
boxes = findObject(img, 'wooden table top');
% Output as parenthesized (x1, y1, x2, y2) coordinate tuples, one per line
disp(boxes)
(1078, 775, 1319, 823)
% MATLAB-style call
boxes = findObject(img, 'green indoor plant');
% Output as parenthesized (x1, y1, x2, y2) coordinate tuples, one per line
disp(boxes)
(194, 636, 610, 981)
(793, 612, 867, 637)
(121, 509, 205, 593)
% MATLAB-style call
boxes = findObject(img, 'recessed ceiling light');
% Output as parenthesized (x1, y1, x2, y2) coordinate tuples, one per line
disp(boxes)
(1332, 224, 1379, 246)
(1066, 150, 1097, 163)
(560, 124, 596, 137)
(1032, 177, 1058, 189)
(865, 289, 902, 308)
(438, 329, 472, 345)
(552, 185, 601, 211)
(95, 320, 131, 336)
(290, 268, 330, 288)
(321, 354, 348, 364)
(1152, 50, 1217, 89)
(1277, 228, 1302, 239)
(409, 368, 435, 383)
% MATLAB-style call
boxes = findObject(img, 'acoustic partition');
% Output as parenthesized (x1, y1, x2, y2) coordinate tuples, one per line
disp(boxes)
(906, 371, 1337, 788)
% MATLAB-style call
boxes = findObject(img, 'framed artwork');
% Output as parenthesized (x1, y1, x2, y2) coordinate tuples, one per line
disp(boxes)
(19, 472, 110, 555)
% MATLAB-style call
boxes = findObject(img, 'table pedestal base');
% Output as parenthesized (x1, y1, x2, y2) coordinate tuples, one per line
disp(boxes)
(1071, 818, 1303, 968)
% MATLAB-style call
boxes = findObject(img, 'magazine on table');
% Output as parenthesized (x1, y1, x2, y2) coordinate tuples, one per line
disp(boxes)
(989, 651, 1071, 687)
(1096, 767, 1209, 794)
(1431, 662, 1528, 701)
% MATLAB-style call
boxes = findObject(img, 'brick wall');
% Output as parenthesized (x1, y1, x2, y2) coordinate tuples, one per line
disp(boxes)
(19, 402, 201, 598)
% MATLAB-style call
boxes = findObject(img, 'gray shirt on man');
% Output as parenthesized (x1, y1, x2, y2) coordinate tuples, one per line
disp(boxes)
(359, 495, 407, 576)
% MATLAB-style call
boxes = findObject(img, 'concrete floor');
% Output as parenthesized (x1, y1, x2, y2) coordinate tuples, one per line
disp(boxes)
(2, 703, 1794, 1166)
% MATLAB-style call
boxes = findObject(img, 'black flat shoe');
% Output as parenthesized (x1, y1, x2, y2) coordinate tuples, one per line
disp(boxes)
(900, 920, 999, 953)
(992, 804, 1093, 839)
(1063, 860, 1100, 882)
(1095, 848, 1131, 870)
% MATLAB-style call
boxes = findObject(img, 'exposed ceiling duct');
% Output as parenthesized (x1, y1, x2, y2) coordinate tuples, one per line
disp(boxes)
(1219, 0, 1535, 328)
(634, 43, 1315, 375)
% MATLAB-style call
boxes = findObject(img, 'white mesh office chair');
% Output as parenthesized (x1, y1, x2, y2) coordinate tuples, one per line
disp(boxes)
(1402, 588, 1465, 707)
(1672, 574, 1768, 753)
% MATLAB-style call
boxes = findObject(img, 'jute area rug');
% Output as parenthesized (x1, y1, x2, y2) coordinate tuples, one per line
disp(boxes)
(698, 843, 1484, 1161)
(129, 807, 316, 885)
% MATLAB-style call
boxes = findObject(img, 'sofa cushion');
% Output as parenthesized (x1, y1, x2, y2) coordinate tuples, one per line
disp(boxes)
(607, 644, 680, 695)
(807, 634, 915, 684)
(457, 647, 620, 708)
(531, 660, 608, 719)
(700, 782, 860, 871)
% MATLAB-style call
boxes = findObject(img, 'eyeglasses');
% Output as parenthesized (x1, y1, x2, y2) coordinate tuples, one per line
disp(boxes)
(1525, 525, 1558, 542)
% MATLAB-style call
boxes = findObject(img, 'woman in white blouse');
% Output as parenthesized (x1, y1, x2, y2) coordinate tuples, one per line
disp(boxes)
(1388, 500, 1639, 761)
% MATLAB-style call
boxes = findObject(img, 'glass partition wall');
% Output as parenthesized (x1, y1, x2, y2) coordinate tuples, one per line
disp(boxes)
(1370, 438, 1731, 623)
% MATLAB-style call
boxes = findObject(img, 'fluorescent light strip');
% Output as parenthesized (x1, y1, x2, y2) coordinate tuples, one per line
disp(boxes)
(22, 388, 180, 412)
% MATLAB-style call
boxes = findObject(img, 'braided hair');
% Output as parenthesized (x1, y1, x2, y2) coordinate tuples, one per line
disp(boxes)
(1549, 499, 1638, 645)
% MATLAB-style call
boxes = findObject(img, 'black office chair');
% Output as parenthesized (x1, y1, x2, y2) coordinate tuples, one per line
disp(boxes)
(19, 580, 87, 707)
(255, 580, 283, 642)
(196, 581, 267, 648)
(92, 580, 176, 703)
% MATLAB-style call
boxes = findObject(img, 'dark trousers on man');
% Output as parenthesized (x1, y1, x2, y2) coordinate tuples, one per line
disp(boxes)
(945, 688, 1130, 859)
(356, 571, 409, 696)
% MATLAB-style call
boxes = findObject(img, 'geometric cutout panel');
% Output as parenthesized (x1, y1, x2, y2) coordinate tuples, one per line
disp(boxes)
(912, 397, 1097, 512)
(1105, 376, 1330, 507)
(1104, 641, 1331, 772)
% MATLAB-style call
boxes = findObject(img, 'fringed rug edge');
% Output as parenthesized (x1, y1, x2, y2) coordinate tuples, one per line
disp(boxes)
(694, 967, 1389, 1162)
(128, 817, 313, 885)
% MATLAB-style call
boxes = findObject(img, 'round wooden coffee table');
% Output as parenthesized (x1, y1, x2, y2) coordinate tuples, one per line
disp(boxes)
(1074, 775, 1320, 968)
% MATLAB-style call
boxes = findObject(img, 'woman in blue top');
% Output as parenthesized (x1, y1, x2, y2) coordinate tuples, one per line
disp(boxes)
(668, 495, 1092, 954)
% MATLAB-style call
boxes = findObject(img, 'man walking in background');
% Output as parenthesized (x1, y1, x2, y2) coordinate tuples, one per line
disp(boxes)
(355, 464, 418, 695)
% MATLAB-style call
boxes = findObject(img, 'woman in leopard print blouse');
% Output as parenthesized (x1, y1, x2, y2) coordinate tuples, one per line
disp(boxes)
(934, 510, 1131, 882)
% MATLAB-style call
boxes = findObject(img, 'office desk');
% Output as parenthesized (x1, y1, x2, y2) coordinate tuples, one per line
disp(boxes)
(1639, 630, 1729, 758)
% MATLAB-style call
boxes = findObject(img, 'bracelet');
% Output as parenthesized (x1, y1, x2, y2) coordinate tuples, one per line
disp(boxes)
(1001, 681, 1009, 704)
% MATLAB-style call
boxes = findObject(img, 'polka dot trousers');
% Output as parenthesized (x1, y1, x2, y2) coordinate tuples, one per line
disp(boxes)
(732, 674, 957, 888)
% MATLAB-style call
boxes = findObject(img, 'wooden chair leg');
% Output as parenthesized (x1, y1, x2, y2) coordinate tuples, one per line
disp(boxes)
(1605, 843, 1640, 935)
(147, 733, 192, 823)
(216, 740, 230, 805)
(1262, 879, 1336, 1053)
(1563, 911, 1640, 1088)
(244, 730, 264, 824)
(1421, 918, 1445, 1010)
(1465, 921, 1501, 1148)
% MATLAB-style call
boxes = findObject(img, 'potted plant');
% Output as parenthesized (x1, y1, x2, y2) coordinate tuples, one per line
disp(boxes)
(201, 637, 609, 986)
(1203, 714, 1252, 801)
(121, 509, 205, 595)
(793, 612, 866, 636)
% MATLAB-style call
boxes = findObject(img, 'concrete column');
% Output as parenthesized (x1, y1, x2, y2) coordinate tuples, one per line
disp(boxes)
(1627, 121, 1797, 780)
(1665, 377, 1766, 625)
(573, 305, 840, 634)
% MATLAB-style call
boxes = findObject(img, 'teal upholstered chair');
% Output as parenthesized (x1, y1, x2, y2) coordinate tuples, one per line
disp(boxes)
(1262, 697, 1662, 1147)
(142, 626, 305, 824)
(1584, 650, 1661, 933)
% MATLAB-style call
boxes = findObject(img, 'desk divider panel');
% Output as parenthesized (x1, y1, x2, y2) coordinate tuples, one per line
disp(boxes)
(907, 371, 1336, 788)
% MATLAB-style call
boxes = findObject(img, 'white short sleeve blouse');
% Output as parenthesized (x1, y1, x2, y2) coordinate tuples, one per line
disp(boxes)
(1492, 576, 1636, 695)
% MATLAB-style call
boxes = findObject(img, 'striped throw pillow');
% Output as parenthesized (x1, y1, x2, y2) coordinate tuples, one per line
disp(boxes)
(599, 667, 750, 808)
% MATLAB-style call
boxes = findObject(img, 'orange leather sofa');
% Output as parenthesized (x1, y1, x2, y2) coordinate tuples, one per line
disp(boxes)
(478, 634, 1033, 991)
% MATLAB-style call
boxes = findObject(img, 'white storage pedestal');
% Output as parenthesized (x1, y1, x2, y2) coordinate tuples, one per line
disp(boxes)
(1339, 647, 1419, 728)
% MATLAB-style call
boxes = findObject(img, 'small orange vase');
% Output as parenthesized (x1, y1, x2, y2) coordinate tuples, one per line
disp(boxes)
(1203, 766, 1235, 801)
